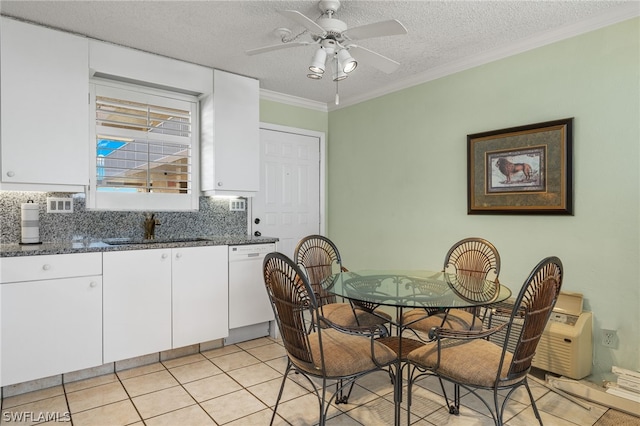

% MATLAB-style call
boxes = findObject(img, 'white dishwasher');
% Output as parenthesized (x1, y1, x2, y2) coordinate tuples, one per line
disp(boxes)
(226, 243, 277, 344)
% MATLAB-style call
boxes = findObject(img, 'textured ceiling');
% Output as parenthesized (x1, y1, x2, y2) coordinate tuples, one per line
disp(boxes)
(1, 1, 638, 109)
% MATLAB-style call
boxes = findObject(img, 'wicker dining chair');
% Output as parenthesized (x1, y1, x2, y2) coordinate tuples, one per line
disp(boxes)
(406, 256, 563, 426)
(402, 237, 501, 333)
(263, 252, 396, 426)
(294, 235, 392, 330)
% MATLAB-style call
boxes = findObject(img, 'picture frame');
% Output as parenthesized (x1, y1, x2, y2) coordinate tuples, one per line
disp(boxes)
(467, 118, 573, 215)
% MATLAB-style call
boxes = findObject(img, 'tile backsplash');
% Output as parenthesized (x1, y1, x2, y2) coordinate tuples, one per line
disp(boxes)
(0, 192, 248, 244)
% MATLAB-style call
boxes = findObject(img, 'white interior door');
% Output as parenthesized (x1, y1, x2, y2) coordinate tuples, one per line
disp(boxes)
(251, 126, 323, 259)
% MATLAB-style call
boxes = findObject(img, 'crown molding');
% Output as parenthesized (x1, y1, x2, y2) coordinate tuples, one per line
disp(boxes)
(260, 88, 328, 112)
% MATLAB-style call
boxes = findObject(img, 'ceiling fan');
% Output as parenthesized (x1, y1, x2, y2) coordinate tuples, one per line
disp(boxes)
(246, 0, 408, 81)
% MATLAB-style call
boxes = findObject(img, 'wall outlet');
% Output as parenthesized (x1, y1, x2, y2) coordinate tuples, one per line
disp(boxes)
(46, 197, 73, 213)
(229, 199, 246, 211)
(602, 329, 618, 348)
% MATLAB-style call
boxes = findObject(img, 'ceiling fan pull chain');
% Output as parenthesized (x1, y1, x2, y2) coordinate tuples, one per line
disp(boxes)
(335, 66, 340, 105)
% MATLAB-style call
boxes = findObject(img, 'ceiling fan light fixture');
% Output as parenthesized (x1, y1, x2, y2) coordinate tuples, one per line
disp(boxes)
(337, 48, 357, 73)
(332, 68, 348, 81)
(309, 47, 327, 74)
(248, 1, 408, 105)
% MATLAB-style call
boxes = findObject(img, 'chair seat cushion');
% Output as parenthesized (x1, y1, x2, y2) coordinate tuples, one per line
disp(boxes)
(401, 308, 483, 331)
(291, 328, 397, 378)
(321, 303, 392, 328)
(407, 338, 514, 388)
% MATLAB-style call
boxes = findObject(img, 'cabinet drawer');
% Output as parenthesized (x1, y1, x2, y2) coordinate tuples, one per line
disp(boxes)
(0, 253, 102, 283)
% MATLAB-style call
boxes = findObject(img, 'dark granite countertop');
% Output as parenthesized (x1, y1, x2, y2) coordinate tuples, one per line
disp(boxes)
(0, 235, 278, 257)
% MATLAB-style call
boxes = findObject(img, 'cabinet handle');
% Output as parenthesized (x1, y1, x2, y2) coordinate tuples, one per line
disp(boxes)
(161, 253, 168, 259)
(42, 264, 51, 271)
(6, 171, 15, 178)
(175, 252, 182, 259)
(89, 281, 97, 288)
(217, 181, 223, 187)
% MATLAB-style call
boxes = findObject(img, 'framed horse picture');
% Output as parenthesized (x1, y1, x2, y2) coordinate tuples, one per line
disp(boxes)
(467, 118, 573, 215)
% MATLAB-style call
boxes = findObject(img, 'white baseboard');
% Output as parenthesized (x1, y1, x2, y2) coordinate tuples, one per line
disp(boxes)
(547, 376, 640, 417)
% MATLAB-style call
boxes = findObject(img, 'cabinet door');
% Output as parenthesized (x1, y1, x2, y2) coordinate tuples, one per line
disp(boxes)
(201, 70, 259, 196)
(0, 18, 89, 187)
(1, 276, 102, 386)
(172, 246, 228, 347)
(103, 249, 172, 363)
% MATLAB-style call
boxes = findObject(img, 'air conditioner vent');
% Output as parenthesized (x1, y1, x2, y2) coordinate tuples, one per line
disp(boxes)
(485, 292, 593, 380)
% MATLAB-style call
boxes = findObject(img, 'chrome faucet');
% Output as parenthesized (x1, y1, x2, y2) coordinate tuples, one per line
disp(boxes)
(144, 213, 159, 240)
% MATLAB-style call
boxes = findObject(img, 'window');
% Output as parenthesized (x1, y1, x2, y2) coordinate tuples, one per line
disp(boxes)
(88, 81, 199, 211)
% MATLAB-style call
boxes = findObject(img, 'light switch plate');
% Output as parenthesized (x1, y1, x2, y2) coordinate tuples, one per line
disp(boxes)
(229, 199, 246, 211)
(46, 197, 74, 213)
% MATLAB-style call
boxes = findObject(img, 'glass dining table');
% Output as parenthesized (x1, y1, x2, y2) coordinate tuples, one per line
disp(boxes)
(323, 269, 513, 426)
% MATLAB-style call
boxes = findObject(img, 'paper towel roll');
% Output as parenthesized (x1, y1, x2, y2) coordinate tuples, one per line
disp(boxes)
(21, 201, 41, 244)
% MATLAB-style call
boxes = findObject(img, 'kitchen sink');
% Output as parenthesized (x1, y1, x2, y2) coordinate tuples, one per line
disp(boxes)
(102, 237, 209, 246)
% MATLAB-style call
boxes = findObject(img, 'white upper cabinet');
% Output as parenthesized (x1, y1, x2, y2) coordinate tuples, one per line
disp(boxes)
(0, 18, 89, 191)
(201, 70, 260, 197)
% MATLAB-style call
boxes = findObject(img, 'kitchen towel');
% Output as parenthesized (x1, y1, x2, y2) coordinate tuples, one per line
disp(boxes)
(21, 201, 41, 244)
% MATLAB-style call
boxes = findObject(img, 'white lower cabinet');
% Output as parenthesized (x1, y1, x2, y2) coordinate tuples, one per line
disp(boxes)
(0, 245, 228, 385)
(103, 249, 172, 363)
(103, 246, 228, 362)
(0, 254, 102, 386)
(172, 245, 228, 347)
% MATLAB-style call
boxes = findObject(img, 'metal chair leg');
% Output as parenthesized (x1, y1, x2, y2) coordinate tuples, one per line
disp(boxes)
(439, 377, 460, 415)
(524, 380, 543, 426)
(451, 383, 461, 414)
(335, 379, 356, 404)
(270, 361, 292, 425)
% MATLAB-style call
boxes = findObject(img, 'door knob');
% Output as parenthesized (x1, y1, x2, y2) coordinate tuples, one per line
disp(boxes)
(254, 231, 261, 237)
(254, 218, 260, 224)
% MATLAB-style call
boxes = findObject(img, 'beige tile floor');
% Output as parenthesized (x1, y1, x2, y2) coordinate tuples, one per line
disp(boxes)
(0, 336, 632, 425)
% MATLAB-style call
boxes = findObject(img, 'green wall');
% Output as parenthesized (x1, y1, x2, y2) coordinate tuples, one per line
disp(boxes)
(260, 18, 639, 382)
(259, 99, 328, 134)
(327, 18, 639, 382)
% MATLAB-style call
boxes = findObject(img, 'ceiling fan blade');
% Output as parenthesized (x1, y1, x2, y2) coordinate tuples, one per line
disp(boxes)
(342, 19, 407, 41)
(246, 41, 312, 56)
(279, 10, 327, 37)
(348, 45, 400, 74)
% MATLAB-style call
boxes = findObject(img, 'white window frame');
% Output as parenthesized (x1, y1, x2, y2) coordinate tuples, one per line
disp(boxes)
(87, 79, 200, 211)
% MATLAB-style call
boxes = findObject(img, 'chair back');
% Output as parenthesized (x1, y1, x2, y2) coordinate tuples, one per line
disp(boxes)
(263, 252, 317, 368)
(444, 238, 501, 303)
(500, 256, 563, 382)
(294, 235, 343, 306)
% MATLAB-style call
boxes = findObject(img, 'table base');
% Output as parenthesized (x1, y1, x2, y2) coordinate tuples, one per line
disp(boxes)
(377, 336, 425, 359)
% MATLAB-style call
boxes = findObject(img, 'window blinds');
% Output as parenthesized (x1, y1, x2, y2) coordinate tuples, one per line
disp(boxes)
(94, 86, 194, 194)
